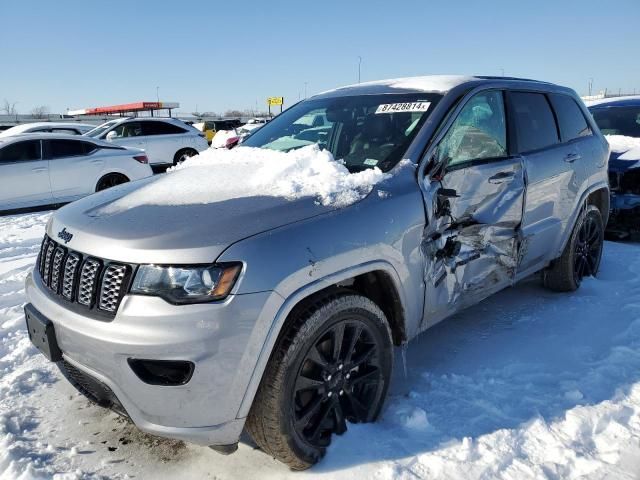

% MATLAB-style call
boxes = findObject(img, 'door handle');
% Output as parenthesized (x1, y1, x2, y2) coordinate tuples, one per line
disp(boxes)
(564, 152, 581, 163)
(488, 171, 515, 184)
(31, 167, 47, 172)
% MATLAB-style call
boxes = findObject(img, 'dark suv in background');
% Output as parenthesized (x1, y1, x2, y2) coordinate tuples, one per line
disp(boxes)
(588, 96, 640, 236)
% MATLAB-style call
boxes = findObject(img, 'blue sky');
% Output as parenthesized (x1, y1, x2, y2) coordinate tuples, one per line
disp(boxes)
(1, 0, 639, 115)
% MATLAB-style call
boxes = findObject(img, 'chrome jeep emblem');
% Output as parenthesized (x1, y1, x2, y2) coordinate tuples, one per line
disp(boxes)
(57, 228, 73, 244)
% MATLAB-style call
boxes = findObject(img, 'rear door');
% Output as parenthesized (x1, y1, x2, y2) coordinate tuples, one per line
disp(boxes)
(421, 90, 526, 327)
(47, 139, 102, 202)
(140, 121, 188, 165)
(510, 91, 579, 273)
(0, 139, 52, 209)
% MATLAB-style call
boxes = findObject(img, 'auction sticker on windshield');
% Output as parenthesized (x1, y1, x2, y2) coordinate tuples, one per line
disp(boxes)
(375, 102, 431, 114)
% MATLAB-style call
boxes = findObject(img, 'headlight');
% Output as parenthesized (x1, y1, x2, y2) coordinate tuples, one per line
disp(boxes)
(131, 263, 242, 304)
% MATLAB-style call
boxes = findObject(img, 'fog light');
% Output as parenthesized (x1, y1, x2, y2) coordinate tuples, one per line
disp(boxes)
(128, 359, 194, 386)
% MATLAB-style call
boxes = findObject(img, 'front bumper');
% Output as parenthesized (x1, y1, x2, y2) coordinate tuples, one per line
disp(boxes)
(25, 271, 280, 447)
(607, 193, 640, 234)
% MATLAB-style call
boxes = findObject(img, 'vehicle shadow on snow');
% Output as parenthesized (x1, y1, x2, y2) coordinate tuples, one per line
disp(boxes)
(311, 240, 640, 472)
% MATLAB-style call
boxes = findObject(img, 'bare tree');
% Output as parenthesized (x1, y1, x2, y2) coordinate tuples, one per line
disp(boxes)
(224, 109, 244, 118)
(1, 99, 18, 115)
(201, 111, 218, 117)
(30, 105, 50, 119)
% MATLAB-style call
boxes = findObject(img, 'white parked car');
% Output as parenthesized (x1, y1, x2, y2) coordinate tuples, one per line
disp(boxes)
(0, 133, 153, 213)
(0, 122, 96, 138)
(84, 117, 209, 170)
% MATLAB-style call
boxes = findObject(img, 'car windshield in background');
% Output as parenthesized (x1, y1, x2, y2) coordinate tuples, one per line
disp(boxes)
(590, 106, 640, 137)
(84, 120, 119, 138)
(242, 93, 442, 172)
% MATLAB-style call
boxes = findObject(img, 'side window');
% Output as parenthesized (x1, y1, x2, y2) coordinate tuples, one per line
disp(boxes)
(112, 122, 143, 138)
(49, 139, 86, 158)
(82, 142, 98, 155)
(142, 121, 186, 135)
(437, 90, 507, 168)
(51, 128, 80, 135)
(0, 140, 41, 162)
(510, 92, 559, 153)
(548, 94, 592, 142)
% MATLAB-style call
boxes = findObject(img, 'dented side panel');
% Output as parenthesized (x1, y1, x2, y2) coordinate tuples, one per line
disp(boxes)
(421, 157, 525, 329)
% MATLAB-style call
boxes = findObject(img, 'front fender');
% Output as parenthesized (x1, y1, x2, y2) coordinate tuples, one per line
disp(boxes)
(233, 259, 405, 419)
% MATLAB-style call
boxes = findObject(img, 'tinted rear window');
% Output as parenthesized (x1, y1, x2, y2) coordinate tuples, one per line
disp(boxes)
(510, 92, 559, 153)
(142, 121, 186, 135)
(49, 139, 88, 158)
(549, 94, 591, 141)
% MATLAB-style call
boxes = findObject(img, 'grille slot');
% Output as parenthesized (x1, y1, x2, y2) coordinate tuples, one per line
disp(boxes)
(99, 265, 129, 312)
(62, 253, 81, 300)
(43, 241, 56, 287)
(36, 235, 130, 317)
(78, 258, 101, 306)
(50, 247, 66, 293)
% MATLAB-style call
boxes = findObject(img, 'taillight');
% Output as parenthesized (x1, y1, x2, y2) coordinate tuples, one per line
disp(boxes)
(226, 136, 240, 149)
(133, 154, 148, 164)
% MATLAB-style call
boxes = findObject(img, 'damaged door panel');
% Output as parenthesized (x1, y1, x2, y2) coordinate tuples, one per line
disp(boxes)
(417, 89, 526, 329)
(421, 158, 525, 328)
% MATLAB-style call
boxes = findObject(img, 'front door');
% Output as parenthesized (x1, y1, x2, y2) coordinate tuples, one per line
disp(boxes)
(110, 121, 147, 156)
(420, 90, 525, 328)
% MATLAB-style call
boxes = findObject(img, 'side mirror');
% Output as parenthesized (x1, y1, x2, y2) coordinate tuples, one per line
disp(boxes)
(105, 131, 118, 141)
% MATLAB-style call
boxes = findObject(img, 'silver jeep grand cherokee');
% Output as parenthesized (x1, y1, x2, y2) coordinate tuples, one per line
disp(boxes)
(25, 76, 609, 469)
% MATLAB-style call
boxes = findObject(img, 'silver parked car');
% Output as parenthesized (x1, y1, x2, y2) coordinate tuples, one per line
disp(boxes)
(0, 122, 96, 138)
(84, 117, 209, 170)
(24, 76, 609, 469)
(0, 133, 153, 213)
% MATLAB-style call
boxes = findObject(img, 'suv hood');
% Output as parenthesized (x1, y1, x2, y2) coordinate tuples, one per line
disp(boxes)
(48, 178, 340, 264)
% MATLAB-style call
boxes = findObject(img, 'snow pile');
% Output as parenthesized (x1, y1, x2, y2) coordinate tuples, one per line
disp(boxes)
(210, 129, 238, 149)
(605, 134, 640, 161)
(101, 145, 389, 213)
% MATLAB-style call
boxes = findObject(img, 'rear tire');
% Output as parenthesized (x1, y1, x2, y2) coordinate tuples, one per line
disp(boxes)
(246, 293, 393, 470)
(544, 205, 604, 292)
(96, 173, 129, 192)
(173, 148, 198, 166)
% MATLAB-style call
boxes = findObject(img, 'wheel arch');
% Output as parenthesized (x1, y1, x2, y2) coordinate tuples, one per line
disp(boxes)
(95, 171, 130, 191)
(556, 181, 609, 257)
(236, 261, 407, 419)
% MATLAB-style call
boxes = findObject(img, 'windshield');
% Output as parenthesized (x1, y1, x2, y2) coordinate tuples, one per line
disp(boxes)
(242, 93, 442, 172)
(590, 106, 640, 137)
(84, 120, 119, 138)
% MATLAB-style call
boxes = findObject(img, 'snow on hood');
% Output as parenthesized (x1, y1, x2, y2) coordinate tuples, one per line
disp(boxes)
(605, 135, 640, 164)
(100, 144, 390, 214)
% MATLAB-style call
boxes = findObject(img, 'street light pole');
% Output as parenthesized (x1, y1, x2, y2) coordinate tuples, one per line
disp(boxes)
(156, 86, 160, 102)
(358, 56, 362, 83)
(588, 77, 594, 96)
(304, 82, 308, 99)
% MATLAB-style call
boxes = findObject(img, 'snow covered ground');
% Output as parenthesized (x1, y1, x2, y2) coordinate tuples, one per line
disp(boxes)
(1, 211, 639, 479)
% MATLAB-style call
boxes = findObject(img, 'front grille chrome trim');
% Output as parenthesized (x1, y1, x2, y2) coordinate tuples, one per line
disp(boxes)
(36, 235, 131, 317)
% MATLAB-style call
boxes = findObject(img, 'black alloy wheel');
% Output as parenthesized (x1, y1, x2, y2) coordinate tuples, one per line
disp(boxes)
(292, 319, 385, 447)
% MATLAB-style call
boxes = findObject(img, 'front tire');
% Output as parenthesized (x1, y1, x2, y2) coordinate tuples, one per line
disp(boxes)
(246, 293, 393, 470)
(544, 204, 604, 292)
